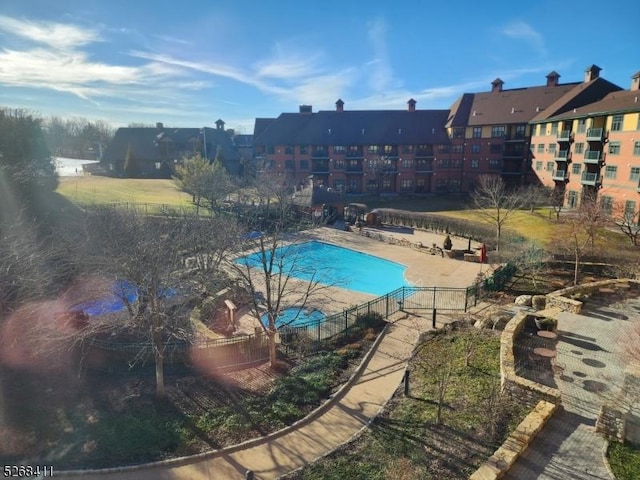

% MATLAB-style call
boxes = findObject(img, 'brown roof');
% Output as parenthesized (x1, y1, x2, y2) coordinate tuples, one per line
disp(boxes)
(540, 88, 640, 122)
(530, 77, 623, 123)
(464, 82, 580, 126)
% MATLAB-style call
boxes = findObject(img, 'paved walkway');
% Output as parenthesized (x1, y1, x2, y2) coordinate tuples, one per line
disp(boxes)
(504, 294, 640, 480)
(57, 311, 441, 479)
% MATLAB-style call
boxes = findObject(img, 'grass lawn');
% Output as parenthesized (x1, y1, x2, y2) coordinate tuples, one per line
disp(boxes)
(56, 176, 194, 210)
(288, 328, 529, 480)
(607, 442, 640, 480)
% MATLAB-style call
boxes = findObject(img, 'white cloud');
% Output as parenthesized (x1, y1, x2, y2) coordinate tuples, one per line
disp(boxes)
(366, 17, 397, 93)
(501, 21, 546, 56)
(0, 15, 100, 50)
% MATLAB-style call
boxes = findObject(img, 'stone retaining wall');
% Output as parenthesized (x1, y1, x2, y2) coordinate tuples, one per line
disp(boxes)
(546, 279, 640, 314)
(469, 400, 558, 480)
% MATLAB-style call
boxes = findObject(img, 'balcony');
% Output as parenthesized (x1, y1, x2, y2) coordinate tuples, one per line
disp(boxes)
(586, 128, 604, 142)
(346, 148, 364, 158)
(311, 161, 329, 173)
(581, 172, 601, 186)
(311, 149, 330, 159)
(415, 160, 434, 173)
(554, 150, 570, 162)
(505, 133, 526, 142)
(346, 165, 363, 174)
(415, 148, 434, 158)
(503, 151, 524, 159)
(637, 180, 640, 193)
(557, 130, 572, 142)
(583, 150, 602, 164)
(552, 169, 569, 181)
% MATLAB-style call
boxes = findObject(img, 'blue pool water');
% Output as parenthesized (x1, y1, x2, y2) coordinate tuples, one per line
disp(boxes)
(261, 307, 325, 327)
(236, 240, 410, 296)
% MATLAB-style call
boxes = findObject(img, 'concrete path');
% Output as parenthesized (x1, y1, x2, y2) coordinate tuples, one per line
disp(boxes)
(57, 312, 437, 480)
(503, 295, 639, 480)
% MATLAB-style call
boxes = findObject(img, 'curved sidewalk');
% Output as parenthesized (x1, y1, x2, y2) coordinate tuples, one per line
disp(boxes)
(57, 312, 436, 480)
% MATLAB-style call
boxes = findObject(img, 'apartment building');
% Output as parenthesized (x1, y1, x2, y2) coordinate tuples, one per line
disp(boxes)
(253, 65, 622, 196)
(531, 68, 640, 215)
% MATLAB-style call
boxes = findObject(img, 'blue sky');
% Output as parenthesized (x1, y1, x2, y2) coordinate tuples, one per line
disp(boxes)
(0, 0, 638, 133)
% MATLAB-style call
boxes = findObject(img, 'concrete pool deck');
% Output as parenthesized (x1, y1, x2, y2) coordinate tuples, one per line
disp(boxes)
(235, 226, 486, 332)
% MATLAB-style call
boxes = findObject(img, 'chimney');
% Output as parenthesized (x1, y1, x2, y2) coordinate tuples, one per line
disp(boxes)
(299, 105, 312, 114)
(215, 119, 225, 130)
(336, 98, 344, 112)
(546, 71, 560, 87)
(631, 72, 640, 91)
(156, 122, 164, 130)
(584, 64, 602, 82)
(407, 98, 417, 112)
(491, 78, 504, 93)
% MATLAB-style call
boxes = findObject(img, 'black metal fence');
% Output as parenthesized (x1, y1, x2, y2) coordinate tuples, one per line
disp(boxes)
(82, 285, 477, 372)
(279, 285, 477, 355)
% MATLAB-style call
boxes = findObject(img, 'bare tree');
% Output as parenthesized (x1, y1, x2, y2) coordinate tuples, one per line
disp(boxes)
(550, 186, 566, 221)
(74, 209, 231, 398)
(174, 153, 213, 215)
(415, 333, 457, 425)
(470, 175, 523, 253)
(615, 208, 640, 246)
(554, 213, 593, 286)
(578, 190, 609, 250)
(230, 232, 331, 367)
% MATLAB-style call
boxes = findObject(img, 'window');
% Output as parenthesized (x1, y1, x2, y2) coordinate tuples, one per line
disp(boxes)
(452, 144, 464, 154)
(530, 143, 536, 152)
(333, 179, 345, 192)
(284, 145, 294, 154)
(438, 144, 450, 153)
(624, 200, 636, 216)
(284, 159, 294, 170)
(546, 162, 554, 171)
(550, 123, 558, 135)
(572, 163, 582, 174)
(491, 125, 506, 138)
(490, 144, 502, 154)
(299, 145, 308, 154)
(611, 114, 623, 132)
(437, 158, 450, 168)
(368, 145, 379, 154)
(401, 158, 413, 168)
(452, 127, 464, 139)
(367, 179, 378, 192)
(383, 145, 395, 154)
(266, 146, 275, 154)
(333, 145, 346, 153)
(400, 179, 413, 191)
(300, 159, 309, 170)
(471, 158, 479, 169)
(489, 159, 500, 169)
(604, 165, 617, 179)
(548, 144, 556, 154)
(333, 158, 345, 169)
(472, 127, 482, 138)
(402, 145, 414, 153)
(601, 196, 613, 214)
(537, 144, 545, 153)
(539, 123, 547, 136)
(515, 124, 526, 138)
(471, 144, 481, 153)
(608, 141, 621, 155)
(574, 142, 584, 155)
(637, 113, 640, 131)
(535, 161, 542, 170)
(633, 141, 640, 156)
(630, 167, 640, 181)
(567, 191, 578, 208)
(577, 119, 587, 134)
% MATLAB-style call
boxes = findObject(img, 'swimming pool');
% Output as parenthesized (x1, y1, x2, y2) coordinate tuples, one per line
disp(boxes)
(261, 307, 325, 327)
(235, 240, 410, 296)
